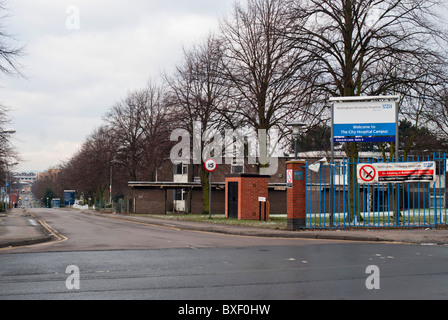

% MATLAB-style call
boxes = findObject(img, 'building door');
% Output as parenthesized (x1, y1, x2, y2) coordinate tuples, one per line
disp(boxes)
(173, 188, 186, 212)
(228, 182, 239, 219)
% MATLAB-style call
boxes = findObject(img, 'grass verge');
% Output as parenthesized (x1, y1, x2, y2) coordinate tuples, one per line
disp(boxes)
(130, 214, 288, 230)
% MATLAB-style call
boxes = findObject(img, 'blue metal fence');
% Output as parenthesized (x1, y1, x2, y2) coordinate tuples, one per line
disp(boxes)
(304, 153, 447, 229)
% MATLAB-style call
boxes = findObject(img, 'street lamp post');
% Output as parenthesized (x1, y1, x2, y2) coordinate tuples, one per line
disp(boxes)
(109, 159, 118, 208)
(109, 164, 112, 206)
(287, 122, 306, 160)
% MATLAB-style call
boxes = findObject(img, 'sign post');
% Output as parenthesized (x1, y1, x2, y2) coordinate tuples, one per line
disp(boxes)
(330, 96, 400, 162)
(204, 159, 218, 219)
(258, 196, 267, 221)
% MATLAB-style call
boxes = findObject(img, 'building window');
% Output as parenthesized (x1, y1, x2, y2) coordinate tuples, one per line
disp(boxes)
(231, 165, 244, 174)
(174, 164, 188, 175)
(174, 189, 186, 201)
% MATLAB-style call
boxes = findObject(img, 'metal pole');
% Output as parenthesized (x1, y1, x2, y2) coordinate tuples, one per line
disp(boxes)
(331, 103, 335, 164)
(394, 98, 400, 224)
(109, 165, 112, 205)
(294, 138, 298, 160)
(330, 102, 335, 228)
(395, 99, 399, 161)
(264, 201, 267, 221)
(5, 163, 9, 210)
(209, 171, 212, 219)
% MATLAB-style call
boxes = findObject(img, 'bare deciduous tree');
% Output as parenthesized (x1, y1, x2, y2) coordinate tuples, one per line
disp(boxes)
(165, 34, 230, 215)
(141, 81, 174, 182)
(423, 85, 448, 146)
(0, 0, 23, 77)
(287, 0, 448, 220)
(56, 125, 120, 207)
(40, 82, 173, 208)
(219, 0, 314, 139)
(0, 1, 23, 188)
(288, 0, 448, 158)
(105, 89, 149, 181)
(0, 104, 19, 185)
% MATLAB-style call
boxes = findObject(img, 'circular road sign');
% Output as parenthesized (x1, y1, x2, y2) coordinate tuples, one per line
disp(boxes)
(204, 159, 218, 172)
(359, 165, 376, 182)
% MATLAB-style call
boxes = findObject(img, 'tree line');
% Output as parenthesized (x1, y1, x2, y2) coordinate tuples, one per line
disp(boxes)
(32, 0, 448, 212)
(0, 0, 23, 203)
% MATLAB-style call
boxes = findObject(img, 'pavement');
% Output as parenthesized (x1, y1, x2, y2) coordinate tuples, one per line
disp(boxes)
(2, 207, 448, 250)
(0, 208, 53, 249)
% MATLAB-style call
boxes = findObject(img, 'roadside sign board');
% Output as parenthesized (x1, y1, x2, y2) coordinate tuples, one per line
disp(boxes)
(333, 100, 397, 143)
(64, 190, 76, 206)
(357, 162, 436, 184)
(204, 159, 218, 172)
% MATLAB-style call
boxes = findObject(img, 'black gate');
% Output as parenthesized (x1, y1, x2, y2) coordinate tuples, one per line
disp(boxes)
(228, 182, 239, 219)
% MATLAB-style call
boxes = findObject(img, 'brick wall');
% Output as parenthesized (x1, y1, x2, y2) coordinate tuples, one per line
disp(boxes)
(191, 189, 226, 215)
(130, 188, 167, 215)
(225, 174, 269, 220)
(129, 187, 227, 215)
(268, 190, 286, 214)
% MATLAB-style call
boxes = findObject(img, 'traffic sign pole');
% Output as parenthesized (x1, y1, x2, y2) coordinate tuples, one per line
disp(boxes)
(209, 171, 212, 220)
(204, 159, 218, 219)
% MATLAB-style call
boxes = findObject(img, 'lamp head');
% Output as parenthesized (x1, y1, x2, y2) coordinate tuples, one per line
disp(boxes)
(287, 121, 306, 139)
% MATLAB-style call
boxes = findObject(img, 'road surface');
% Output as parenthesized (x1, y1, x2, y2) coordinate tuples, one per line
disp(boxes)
(1, 208, 448, 301)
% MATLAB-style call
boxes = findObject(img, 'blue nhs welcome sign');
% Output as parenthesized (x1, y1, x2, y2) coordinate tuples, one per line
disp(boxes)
(332, 99, 397, 143)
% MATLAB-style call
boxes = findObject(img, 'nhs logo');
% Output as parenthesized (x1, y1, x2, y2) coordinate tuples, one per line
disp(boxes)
(423, 162, 434, 168)
(382, 104, 393, 109)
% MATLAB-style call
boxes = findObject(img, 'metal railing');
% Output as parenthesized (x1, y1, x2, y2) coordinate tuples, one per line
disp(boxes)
(304, 153, 447, 229)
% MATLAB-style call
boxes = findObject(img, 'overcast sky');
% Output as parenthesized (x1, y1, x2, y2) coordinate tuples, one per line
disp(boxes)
(1, 0, 236, 173)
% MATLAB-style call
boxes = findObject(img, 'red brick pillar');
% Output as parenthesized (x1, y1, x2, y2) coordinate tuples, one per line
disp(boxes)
(286, 161, 306, 230)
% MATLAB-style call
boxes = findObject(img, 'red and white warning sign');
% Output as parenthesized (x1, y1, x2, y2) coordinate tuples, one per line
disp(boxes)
(359, 165, 376, 183)
(286, 169, 293, 188)
(357, 162, 435, 184)
(286, 169, 293, 183)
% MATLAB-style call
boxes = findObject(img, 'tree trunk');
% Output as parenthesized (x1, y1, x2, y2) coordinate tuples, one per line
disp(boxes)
(345, 142, 361, 222)
(200, 168, 210, 215)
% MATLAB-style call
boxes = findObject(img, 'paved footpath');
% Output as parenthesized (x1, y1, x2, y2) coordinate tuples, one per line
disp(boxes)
(0, 208, 52, 248)
(1, 208, 448, 249)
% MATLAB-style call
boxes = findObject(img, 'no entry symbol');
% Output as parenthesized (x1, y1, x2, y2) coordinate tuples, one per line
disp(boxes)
(359, 165, 376, 182)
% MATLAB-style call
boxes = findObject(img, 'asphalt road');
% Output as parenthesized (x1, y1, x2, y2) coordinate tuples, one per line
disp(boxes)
(13, 208, 329, 252)
(1, 208, 448, 301)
